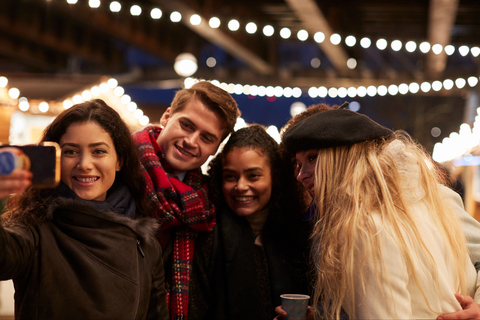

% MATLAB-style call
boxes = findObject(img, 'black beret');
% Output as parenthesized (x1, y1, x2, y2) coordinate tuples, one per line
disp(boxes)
(282, 108, 393, 153)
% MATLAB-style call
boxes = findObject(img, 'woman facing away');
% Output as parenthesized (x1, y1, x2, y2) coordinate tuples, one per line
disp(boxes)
(188, 124, 311, 320)
(281, 106, 480, 319)
(2, 99, 169, 319)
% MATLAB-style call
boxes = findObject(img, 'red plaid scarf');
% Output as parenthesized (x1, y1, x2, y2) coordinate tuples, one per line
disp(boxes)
(133, 126, 216, 320)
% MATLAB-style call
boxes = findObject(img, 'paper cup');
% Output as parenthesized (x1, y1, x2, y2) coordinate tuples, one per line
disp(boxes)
(280, 294, 310, 320)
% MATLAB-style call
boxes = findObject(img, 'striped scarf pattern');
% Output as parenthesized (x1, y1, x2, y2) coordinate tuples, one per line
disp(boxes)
(133, 126, 216, 320)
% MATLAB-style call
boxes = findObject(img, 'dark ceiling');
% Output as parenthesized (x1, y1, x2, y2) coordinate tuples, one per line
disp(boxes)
(1, 0, 480, 151)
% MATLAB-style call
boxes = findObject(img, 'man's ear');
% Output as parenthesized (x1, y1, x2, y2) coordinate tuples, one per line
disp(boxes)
(160, 108, 172, 127)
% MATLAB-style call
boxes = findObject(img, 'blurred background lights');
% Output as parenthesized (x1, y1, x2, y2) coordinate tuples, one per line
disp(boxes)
(72, 95, 83, 104)
(297, 30, 309, 41)
(419, 42, 431, 53)
(107, 78, 118, 88)
(266, 125, 281, 143)
(409, 82, 420, 93)
(377, 85, 388, 96)
(314, 32, 325, 43)
(420, 82, 431, 92)
(38, 102, 49, 113)
(431, 127, 441, 137)
(63, 100, 74, 109)
(245, 22, 257, 34)
(190, 14, 201, 25)
(349, 101, 361, 112)
(398, 83, 409, 94)
(206, 57, 216, 67)
(360, 37, 371, 48)
(367, 86, 377, 97)
(290, 101, 307, 117)
(263, 25, 274, 36)
(445, 45, 455, 55)
(228, 19, 240, 31)
(82, 90, 92, 100)
(330, 33, 341, 45)
(345, 35, 356, 47)
(468, 76, 479, 87)
(209, 17, 220, 28)
(391, 40, 402, 51)
(443, 79, 454, 90)
(174, 53, 198, 77)
(455, 78, 466, 89)
(150, 8, 162, 19)
(130, 5, 141, 16)
(310, 58, 321, 68)
(280, 28, 291, 39)
(109, 1, 121, 12)
(347, 58, 357, 69)
(139, 115, 149, 126)
(328, 87, 338, 98)
(0, 76, 7, 87)
(338, 87, 348, 98)
(8, 88, 20, 99)
(318, 86, 328, 98)
(88, 0, 100, 8)
(459, 45, 470, 56)
(376, 39, 387, 50)
(471, 47, 480, 57)
(432, 81, 443, 91)
(170, 11, 181, 22)
(405, 41, 417, 52)
(432, 44, 443, 54)
(113, 86, 125, 96)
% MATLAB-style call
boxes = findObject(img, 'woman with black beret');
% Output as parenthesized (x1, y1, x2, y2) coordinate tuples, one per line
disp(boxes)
(279, 104, 480, 319)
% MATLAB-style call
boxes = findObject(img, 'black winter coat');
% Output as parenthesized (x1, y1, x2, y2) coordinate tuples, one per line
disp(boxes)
(189, 207, 312, 320)
(0, 197, 169, 320)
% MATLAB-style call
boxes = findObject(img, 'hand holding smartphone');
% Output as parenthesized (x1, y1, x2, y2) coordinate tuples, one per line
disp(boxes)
(0, 142, 61, 188)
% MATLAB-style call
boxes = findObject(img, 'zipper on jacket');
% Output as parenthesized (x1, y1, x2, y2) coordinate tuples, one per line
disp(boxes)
(137, 239, 145, 257)
(133, 238, 142, 319)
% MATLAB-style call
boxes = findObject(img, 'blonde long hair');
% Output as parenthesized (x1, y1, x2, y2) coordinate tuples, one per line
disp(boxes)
(311, 131, 468, 319)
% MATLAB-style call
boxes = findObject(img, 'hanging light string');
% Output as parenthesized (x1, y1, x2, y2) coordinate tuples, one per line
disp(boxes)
(182, 75, 480, 100)
(58, 0, 480, 59)
(1, 75, 149, 127)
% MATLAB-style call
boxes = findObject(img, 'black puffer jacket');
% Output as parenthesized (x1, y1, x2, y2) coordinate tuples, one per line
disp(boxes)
(0, 197, 169, 320)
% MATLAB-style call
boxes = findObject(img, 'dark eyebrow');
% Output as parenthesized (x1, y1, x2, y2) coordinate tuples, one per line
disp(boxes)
(181, 117, 219, 142)
(223, 167, 264, 173)
(60, 142, 111, 148)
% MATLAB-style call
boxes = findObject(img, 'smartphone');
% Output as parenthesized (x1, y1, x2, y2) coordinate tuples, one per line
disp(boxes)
(0, 142, 61, 188)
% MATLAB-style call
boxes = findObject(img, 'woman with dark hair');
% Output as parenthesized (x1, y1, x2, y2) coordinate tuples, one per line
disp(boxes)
(189, 124, 311, 320)
(2, 99, 168, 319)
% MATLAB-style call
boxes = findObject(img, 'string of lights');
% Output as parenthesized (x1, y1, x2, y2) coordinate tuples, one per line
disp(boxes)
(184, 75, 480, 100)
(0, 75, 150, 127)
(57, 0, 480, 59)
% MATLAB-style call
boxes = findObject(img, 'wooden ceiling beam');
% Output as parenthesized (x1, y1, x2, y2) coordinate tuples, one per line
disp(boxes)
(152, 0, 274, 75)
(283, 0, 351, 76)
(0, 6, 121, 70)
(426, 0, 459, 78)
(55, 2, 179, 63)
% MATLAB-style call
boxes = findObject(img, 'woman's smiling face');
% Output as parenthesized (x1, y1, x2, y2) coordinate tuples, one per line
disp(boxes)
(221, 147, 272, 217)
(60, 121, 121, 201)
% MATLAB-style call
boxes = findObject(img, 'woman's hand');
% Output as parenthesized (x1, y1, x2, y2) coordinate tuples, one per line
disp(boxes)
(437, 294, 480, 320)
(274, 305, 314, 320)
(0, 148, 32, 198)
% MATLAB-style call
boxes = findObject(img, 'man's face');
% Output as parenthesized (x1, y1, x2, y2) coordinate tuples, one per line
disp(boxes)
(295, 149, 319, 197)
(157, 97, 225, 174)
